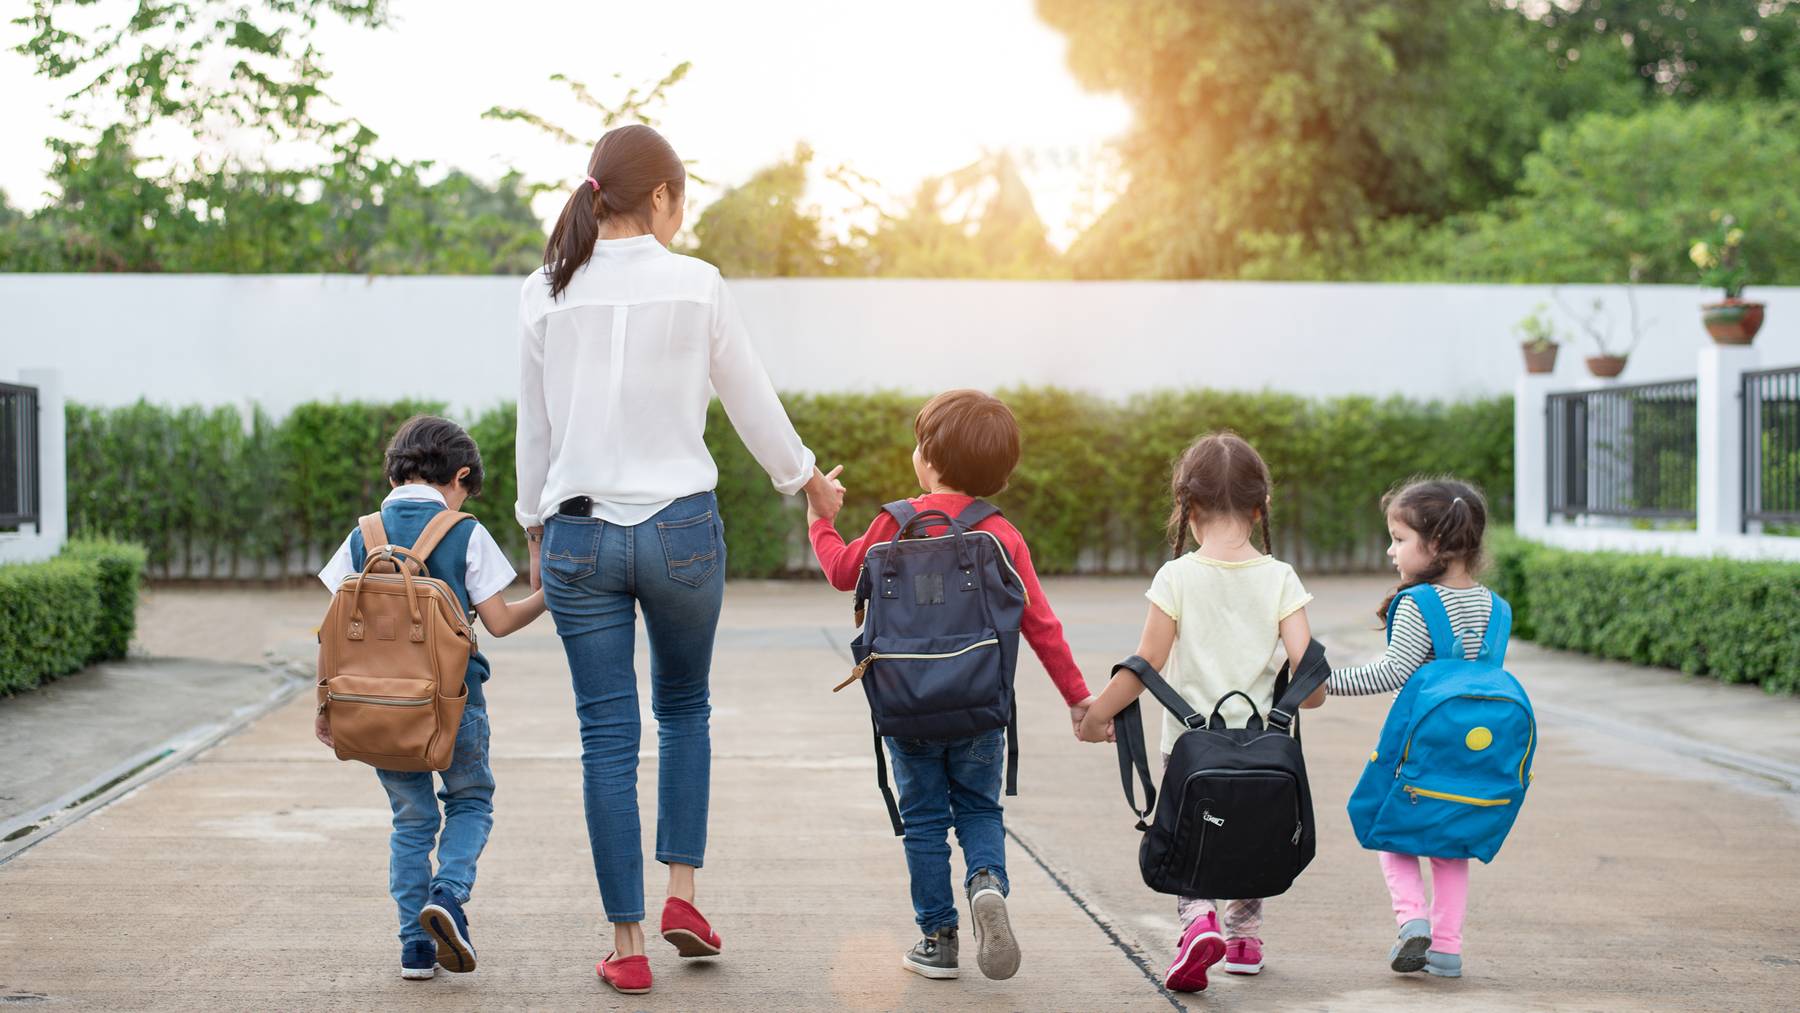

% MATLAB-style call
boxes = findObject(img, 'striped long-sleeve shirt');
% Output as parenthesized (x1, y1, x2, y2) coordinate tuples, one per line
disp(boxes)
(1326, 584, 1494, 696)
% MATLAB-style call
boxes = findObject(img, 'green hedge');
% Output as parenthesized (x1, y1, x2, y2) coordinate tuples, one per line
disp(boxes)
(1489, 533, 1800, 694)
(67, 391, 1514, 578)
(0, 538, 145, 694)
(59, 538, 148, 663)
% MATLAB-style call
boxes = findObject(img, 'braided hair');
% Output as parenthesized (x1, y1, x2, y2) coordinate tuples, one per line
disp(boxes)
(1165, 431, 1274, 559)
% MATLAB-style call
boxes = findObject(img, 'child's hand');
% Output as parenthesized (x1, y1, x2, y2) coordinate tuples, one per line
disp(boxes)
(314, 710, 334, 749)
(806, 465, 845, 524)
(1077, 710, 1115, 744)
(1069, 695, 1094, 740)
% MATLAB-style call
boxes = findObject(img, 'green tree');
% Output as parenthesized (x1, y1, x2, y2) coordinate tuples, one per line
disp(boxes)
(1519, 0, 1800, 101)
(689, 144, 845, 276)
(837, 151, 1060, 278)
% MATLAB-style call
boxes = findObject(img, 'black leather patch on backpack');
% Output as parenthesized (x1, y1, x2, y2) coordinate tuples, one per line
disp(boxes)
(914, 572, 945, 605)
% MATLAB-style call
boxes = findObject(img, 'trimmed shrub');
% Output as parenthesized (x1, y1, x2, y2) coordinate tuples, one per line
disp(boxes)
(66, 391, 1515, 580)
(59, 538, 148, 663)
(0, 558, 102, 693)
(1489, 534, 1800, 694)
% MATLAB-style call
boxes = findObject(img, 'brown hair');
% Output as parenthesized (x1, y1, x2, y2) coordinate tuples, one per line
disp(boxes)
(386, 415, 483, 497)
(543, 124, 686, 299)
(1166, 431, 1273, 557)
(913, 390, 1021, 498)
(1375, 476, 1488, 621)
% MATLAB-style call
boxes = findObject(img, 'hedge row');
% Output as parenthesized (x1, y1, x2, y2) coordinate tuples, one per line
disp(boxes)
(67, 390, 1514, 578)
(0, 539, 146, 693)
(1488, 533, 1800, 694)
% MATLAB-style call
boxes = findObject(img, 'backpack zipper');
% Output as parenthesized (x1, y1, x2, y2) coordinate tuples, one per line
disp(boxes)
(833, 638, 999, 692)
(1404, 785, 1511, 807)
(327, 692, 431, 707)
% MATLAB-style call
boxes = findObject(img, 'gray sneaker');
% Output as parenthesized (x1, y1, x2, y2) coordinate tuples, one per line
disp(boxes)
(966, 870, 1021, 981)
(1389, 918, 1432, 973)
(903, 927, 959, 980)
(1424, 950, 1463, 978)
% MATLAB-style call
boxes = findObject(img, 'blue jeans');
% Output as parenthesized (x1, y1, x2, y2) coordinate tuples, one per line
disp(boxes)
(541, 491, 725, 923)
(886, 728, 1011, 935)
(375, 704, 494, 945)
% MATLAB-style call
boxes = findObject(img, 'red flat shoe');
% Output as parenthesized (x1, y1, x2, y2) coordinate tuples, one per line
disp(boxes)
(660, 897, 723, 957)
(598, 952, 652, 995)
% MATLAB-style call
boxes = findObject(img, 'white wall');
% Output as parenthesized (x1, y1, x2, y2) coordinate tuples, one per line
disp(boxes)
(5, 273, 1798, 413)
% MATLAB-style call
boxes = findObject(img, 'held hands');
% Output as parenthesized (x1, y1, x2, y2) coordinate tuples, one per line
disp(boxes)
(527, 526, 544, 591)
(805, 465, 846, 525)
(1076, 706, 1115, 744)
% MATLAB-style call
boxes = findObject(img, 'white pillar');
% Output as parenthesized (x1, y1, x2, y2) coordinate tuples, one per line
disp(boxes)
(1696, 344, 1758, 543)
(1514, 373, 1556, 538)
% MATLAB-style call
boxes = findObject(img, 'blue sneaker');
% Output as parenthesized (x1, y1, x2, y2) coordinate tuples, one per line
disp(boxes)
(1389, 918, 1431, 973)
(1424, 950, 1463, 978)
(421, 891, 477, 973)
(400, 940, 437, 980)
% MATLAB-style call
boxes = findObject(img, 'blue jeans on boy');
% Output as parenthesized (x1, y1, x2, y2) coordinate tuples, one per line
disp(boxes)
(540, 491, 725, 923)
(375, 703, 494, 945)
(886, 728, 1011, 935)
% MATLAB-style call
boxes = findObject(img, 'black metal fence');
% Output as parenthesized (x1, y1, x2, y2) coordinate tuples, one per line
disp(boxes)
(0, 382, 40, 528)
(1547, 379, 1698, 521)
(1744, 365, 1800, 528)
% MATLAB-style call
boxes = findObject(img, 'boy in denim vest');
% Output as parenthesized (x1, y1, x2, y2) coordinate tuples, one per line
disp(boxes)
(316, 415, 545, 980)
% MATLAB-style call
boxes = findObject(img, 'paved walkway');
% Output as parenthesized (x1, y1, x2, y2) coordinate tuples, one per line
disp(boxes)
(2, 577, 1798, 1010)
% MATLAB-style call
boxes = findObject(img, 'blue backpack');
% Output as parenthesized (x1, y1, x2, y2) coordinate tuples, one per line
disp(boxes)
(836, 499, 1026, 836)
(1346, 585, 1536, 862)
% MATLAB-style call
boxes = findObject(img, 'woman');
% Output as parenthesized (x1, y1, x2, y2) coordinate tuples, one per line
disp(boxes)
(515, 124, 841, 996)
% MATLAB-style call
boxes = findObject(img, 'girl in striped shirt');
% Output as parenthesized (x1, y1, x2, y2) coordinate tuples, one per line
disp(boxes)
(1327, 477, 1491, 979)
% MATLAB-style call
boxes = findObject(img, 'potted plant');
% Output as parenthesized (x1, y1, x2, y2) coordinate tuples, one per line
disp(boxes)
(1554, 286, 1637, 379)
(1515, 304, 1561, 374)
(1690, 211, 1763, 344)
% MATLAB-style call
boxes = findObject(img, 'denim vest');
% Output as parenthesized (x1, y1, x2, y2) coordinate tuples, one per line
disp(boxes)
(350, 498, 490, 708)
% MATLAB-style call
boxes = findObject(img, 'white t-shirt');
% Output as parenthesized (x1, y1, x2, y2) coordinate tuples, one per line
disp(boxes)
(317, 485, 517, 607)
(1145, 552, 1313, 752)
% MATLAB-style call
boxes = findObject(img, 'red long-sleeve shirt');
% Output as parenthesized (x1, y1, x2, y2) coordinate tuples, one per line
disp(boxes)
(809, 493, 1090, 708)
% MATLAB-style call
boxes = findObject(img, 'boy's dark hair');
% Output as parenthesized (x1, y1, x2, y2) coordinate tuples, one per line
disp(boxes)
(1167, 431, 1273, 558)
(914, 389, 1021, 498)
(1376, 476, 1488, 621)
(385, 415, 484, 497)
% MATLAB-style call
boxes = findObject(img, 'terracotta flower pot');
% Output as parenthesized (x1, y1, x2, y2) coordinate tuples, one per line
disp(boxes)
(1521, 343, 1559, 374)
(1702, 299, 1765, 345)
(1585, 355, 1627, 378)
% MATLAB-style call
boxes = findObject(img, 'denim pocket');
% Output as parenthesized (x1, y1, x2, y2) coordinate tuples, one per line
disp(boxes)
(543, 517, 600, 583)
(656, 509, 719, 588)
(963, 728, 1003, 765)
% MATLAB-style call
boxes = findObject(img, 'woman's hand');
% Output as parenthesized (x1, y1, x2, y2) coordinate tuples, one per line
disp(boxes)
(528, 526, 544, 590)
(804, 465, 845, 524)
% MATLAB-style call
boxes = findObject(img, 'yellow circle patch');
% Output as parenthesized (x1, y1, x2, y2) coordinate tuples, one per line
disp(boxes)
(1465, 727, 1493, 751)
(1370, 750, 1379, 763)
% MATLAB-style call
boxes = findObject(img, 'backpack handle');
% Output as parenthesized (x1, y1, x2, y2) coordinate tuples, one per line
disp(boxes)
(885, 509, 975, 571)
(1206, 690, 1266, 731)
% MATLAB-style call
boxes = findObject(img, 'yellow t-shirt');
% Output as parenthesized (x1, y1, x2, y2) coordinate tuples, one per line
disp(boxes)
(1145, 552, 1313, 752)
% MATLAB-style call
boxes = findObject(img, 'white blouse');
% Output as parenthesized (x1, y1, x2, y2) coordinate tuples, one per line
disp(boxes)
(514, 235, 816, 528)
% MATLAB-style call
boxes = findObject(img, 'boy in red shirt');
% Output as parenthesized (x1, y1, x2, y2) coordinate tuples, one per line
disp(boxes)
(809, 389, 1094, 983)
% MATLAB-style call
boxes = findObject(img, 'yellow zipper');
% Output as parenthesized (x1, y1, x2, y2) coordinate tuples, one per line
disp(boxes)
(833, 638, 999, 692)
(1404, 785, 1511, 807)
(328, 692, 430, 707)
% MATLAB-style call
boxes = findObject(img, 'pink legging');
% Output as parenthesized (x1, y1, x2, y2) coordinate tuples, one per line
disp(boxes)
(1378, 852, 1469, 954)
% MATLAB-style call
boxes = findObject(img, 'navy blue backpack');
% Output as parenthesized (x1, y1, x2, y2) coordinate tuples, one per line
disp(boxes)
(836, 499, 1026, 835)
(1346, 585, 1536, 862)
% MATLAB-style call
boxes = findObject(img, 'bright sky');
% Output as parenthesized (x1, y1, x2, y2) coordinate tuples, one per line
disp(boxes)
(0, 0, 1132, 248)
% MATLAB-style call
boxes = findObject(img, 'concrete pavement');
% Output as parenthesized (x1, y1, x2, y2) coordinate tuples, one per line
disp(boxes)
(2, 576, 1798, 1011)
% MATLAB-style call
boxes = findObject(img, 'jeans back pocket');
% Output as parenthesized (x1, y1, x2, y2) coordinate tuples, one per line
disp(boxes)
(656, 509, 719, 588)
(543, 517, 600, 583)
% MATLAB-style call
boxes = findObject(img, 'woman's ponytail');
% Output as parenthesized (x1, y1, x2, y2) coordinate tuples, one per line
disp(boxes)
(541, 124, 686, 300)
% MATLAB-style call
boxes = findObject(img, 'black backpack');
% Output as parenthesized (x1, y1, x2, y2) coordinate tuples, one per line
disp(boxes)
(837, 499, 1026, 836)
(1112, 642, 1332, 899)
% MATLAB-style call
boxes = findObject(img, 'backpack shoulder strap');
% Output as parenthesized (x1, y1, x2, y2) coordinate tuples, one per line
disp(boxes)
(1269, 639, 1331, 734)
(408, 510, 475, 566)
(1387, 584, 1461, 661)
(356, 512, 391, 574)
(1480, 590, 1513, 666)
(881, 500, 918, 529)
(1114, 655, 1202, 729)
(954, 498, 1002, 530)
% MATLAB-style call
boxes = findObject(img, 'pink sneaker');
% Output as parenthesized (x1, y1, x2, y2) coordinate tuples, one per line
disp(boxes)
(1224, 937, 1264, 975)
(1165, 913, 1225, 992)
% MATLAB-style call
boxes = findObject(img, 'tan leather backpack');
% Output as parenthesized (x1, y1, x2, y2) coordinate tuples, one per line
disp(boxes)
(316, 510, 478, 771)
